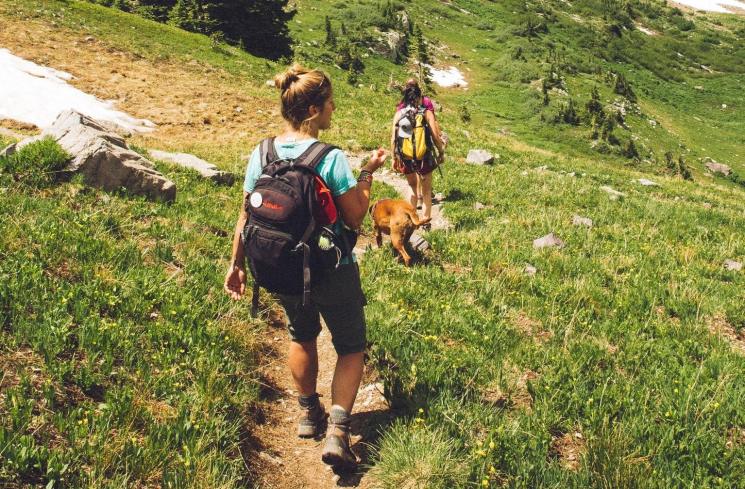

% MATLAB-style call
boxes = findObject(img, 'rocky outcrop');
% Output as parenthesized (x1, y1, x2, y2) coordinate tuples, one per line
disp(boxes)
(533, 233, 565, 249)
(704, 158, 732, 176)
(466, 149, 497, 165)
(1, 110, 175, 201)
(377, 30, 407, 61)
(149, 150, 235, 185)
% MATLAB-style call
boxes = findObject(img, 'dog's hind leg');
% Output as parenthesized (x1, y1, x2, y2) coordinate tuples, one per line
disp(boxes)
(391, 232, 411, 266)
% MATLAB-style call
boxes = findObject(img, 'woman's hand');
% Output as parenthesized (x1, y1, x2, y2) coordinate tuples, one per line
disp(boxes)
(364, 148, 388, 173)
(224, 265, 247, 300)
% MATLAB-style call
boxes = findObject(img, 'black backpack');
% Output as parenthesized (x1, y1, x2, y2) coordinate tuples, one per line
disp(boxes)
(243, 137, 353, 316)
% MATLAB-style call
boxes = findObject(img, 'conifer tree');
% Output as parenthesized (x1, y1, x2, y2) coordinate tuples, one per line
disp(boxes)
(325, 16, 337, 47)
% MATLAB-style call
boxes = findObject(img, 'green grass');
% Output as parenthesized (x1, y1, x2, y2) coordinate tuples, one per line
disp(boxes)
(0, 140, 260, 486)
(1, 0, 745, 487)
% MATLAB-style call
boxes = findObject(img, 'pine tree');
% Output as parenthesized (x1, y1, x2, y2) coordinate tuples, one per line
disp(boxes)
(623, 139, 640, 160)
(325, 16, 336, 47)
(678, 156, 693, 180)
(614, 72, 637, 102)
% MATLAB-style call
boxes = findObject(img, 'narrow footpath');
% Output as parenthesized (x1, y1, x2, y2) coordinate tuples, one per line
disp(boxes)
(250, 156, 450, 488)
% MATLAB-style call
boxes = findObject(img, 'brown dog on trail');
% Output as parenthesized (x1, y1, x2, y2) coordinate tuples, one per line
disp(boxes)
(369, 199, 431, 266)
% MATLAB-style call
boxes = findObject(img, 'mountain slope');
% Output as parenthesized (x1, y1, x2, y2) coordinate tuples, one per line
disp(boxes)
(1, 0, 744, 487)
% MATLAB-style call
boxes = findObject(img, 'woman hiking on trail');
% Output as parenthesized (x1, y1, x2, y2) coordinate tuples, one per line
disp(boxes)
(224, 64, 388, 471)
(391, 80, 445, 221)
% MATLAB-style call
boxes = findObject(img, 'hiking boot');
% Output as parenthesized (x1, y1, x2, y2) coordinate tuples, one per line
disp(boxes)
(321, 406, 357, 471)
(297, 393, 327, 438)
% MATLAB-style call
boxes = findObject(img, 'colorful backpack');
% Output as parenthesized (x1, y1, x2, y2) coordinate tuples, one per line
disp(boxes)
(243, 137, 353, 316)
(395, 105, 432, 162)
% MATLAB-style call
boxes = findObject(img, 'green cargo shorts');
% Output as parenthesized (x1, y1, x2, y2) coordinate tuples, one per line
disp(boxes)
(277, 263, 367, 356)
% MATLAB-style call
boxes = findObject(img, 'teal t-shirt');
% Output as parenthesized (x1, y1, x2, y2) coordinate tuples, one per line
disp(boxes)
(243, 138, 357, 263)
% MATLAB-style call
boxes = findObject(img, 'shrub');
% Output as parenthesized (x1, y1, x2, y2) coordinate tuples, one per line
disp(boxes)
(613, 72, 637, 102)
(0, 138, 70, 188)
(555, 99, 580, 125)
(678, 156, 693, 180)
(623, 139, 640, 160)
(459, 103, 472, 123)
(370, 423, 468, 489)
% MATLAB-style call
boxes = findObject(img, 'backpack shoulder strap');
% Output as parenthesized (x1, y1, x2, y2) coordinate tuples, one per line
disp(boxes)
(259, 137, 279, 168)
(294, 141, 338, 170)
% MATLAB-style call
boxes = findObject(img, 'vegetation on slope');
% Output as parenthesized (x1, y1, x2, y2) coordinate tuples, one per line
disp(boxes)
(1, 0, 745, 487)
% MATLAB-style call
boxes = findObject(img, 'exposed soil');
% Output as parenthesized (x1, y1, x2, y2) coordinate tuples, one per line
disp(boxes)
(548, 430, 586, 472)
(0, 17, 277, 155)
(508, 309, 554, 345)
(248, 305, 392, 489)
(707, 313, 745, 355)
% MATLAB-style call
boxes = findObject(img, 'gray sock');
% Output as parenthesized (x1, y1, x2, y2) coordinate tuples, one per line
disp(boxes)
(298, 393, 320, 409)
(329, 406, 351, 426)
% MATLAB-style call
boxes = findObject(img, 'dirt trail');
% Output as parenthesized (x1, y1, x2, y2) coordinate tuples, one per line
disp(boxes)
(0, 17, 450, 486)
(251, 161, 450, 488)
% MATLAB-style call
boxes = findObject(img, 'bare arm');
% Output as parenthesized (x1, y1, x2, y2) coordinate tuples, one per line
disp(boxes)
(224, 192, 249, 299)
(390, 111, 401, 158)
(336, 148, 388, 229)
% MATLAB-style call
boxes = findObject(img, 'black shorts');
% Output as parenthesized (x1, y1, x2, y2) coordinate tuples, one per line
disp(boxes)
(277, 263, 367, 355)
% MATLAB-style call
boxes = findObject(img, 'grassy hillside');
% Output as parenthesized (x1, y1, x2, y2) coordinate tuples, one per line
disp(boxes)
(1, 0, 745, 487)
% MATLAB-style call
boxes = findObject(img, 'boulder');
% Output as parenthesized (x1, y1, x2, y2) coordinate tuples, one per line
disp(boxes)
(572, 215, 593, 228)
(409, 232, 430, 252)
(466, 149, 496, 165)
(637, 178, 658, 186)
(600, 186, 625, 200)
(704, 159, 732, 176)
(533, 233, 565, 250)
(2, 110, 175, 201)
(377, 30, 407, 61)
(149, 150, 235, 185)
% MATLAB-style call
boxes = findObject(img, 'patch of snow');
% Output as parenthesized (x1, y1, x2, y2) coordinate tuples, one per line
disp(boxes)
(0, 48, 155, 133)
(424, 64, 468, 88)
(672, 0, 745, 13)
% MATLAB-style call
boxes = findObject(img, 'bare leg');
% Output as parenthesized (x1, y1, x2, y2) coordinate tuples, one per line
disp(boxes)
(416, 176, 423, 207)
(288, 339, 318, 396)
(421, 172, 433, 220)
(405, 172, 418, 208)
(330, 351, 364, 413)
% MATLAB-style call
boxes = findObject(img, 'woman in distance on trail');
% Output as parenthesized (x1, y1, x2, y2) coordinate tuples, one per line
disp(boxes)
(224, 64, 388, 470)
(391, 80, 445, 221)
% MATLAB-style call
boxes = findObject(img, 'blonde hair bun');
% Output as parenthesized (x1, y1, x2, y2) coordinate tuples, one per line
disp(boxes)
(274, 64, 309, 91)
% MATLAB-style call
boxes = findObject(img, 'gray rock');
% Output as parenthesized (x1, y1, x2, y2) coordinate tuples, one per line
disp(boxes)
(524, 264, 537, 276)
(149, 150, 235, 185)
(600, 186, 625, 200)
(704, 159, 732, 176)
(409, 232, 430, 252)
(10, 110, 175, 201)
(533, 233, 565, 250)
(637, 178, 658, 186)
(724, 259, 742, 272)
(572, 215, 593, 228)
(466, 149, 495, 165)
(378, 30, 407, 61)
(0, 143, 18, 158)
(474, 202, 486, 210)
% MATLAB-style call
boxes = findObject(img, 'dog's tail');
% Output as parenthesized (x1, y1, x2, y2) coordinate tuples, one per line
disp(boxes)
(404, 208, 432, 228)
